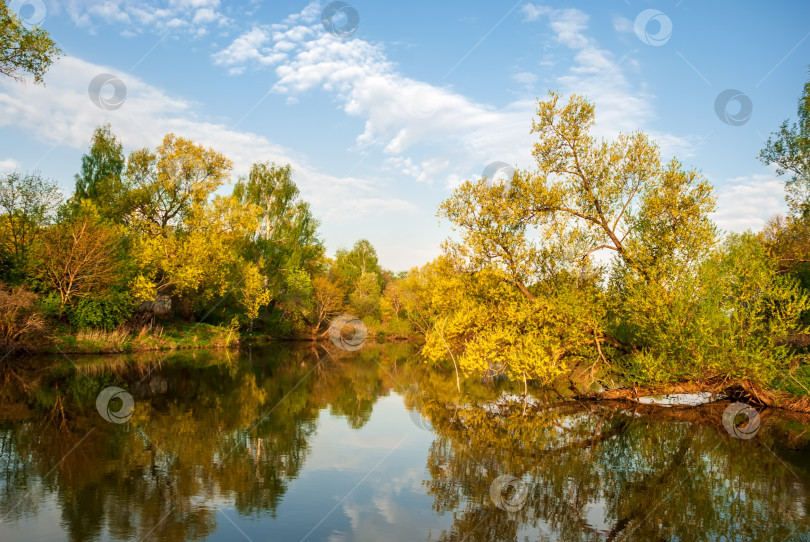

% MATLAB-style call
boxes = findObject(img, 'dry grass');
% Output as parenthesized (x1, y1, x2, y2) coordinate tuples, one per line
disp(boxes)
(75, 328, 130, 352)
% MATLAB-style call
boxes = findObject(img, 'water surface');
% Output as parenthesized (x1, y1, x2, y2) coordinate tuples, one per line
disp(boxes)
(0, 343, 809, 541)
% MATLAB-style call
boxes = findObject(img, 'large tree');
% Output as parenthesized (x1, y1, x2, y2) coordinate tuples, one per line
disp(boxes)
(0, 0, 60, 84)
(432, 92, 718, 384)
(233, 162, 324, 279)
(126, 134, 232, 232)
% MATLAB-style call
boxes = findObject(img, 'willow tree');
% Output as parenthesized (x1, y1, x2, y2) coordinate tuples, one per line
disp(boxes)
(434, 92, 717, 385)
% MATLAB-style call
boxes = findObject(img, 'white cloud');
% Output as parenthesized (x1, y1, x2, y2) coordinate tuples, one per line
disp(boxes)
(213, 16, 534, 188)
(0, 158, 20, 173)
(520, 3, 550, 22)
(0, 56, 415, 226)
(211, 27, 292, 70)
(512, 71, 538, 86)
(211, 3, 699, 193)
(45, 0, 228, 33)
(612, 15, 633, 34)
(712, 174, 787, 233)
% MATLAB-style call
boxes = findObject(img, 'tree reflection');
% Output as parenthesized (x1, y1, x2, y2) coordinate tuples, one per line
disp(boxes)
(0, 344, 419, 540)
(417, 397, 810, 542)
(1, 346, 810, 541)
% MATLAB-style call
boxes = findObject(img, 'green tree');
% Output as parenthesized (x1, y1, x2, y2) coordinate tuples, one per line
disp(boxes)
(0, 0, 60, 84)
(334, 239, 383, 289)
(0, 171, 61, 280)
(760, 70, 810, 216)
(233, 162, 324, 291)
(72, 123, 131, 223)
(348, 271, 382, 319)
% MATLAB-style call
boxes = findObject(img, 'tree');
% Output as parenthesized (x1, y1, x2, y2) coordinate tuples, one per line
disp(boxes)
(760, 70, 810, 216)
(72, 123, 131, 223)
(126, 134, 232, 232)
(0, 0, 60, 84)
(239, 262, 271, 330)
(348, 271, 382, 319)
(233, 162, 324, 290)
(130, 195, 261, 308)
(0, 171, 61, 279)
(435, 92, 718, 383)
(310, 275, 345, 337)
(0, 281, 44, 347)
(334, 239, 383, 288)
(29, 204, 125, 307)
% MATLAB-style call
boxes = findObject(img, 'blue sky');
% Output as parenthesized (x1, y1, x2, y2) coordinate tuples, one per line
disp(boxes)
(1, 0, 808, 271)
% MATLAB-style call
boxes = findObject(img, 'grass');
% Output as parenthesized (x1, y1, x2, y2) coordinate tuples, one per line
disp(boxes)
(41, 321, 240, 354)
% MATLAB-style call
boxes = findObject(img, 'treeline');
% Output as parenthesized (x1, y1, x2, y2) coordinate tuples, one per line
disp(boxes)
(0, 125, 413, 349)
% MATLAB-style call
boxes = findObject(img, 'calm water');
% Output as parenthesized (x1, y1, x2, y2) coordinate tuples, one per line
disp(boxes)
(1, 343, 809, 541)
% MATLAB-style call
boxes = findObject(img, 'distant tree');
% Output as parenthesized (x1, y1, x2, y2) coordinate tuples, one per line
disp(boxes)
(348, 271, 382, 319)
(73, 123, 131, 223)
(0, 0, 61, 84)
(334, 239, 383, 289)
(310, 275, 345, 337)
(0, 171, 61, 279)
(761, 70, 810, 216)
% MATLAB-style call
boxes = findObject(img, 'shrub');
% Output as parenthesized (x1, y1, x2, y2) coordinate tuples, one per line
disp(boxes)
(611, 233, 810, 386)
(67, 290, 134, 330)
(0, 282, 45, 347)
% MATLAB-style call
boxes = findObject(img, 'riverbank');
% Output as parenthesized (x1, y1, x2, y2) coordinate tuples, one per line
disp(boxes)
(2, 321, 420, 355)
(3, 321, 241, 355)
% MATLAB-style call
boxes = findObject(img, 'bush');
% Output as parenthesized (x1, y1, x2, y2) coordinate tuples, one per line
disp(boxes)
(67, 290, 134, 330)
(611, 232, 810, 386)
(0, 282, 45, 347)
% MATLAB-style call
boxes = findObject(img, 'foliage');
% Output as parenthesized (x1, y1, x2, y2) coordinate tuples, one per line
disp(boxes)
(131, 194, 261, 307)
(71, 123, 131, 223)
(127, 133, 233, 232)
(348, 271, 381, 319)
(310, 275, 345, 337)
(335, 239, 383, 289)
(0, 171, 61, 280)
(435, 92, 716, 384)
(239, 262, 272, 325)
(67, 289, 134, 330)
(28, 202, 127, 308)
(0, 0, 61, 84)
(233, 162, 324, 283)
(612, 233, 809, 384)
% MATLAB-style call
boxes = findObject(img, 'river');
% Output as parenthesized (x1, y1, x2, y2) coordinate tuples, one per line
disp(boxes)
(0, 343, 808, 541)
